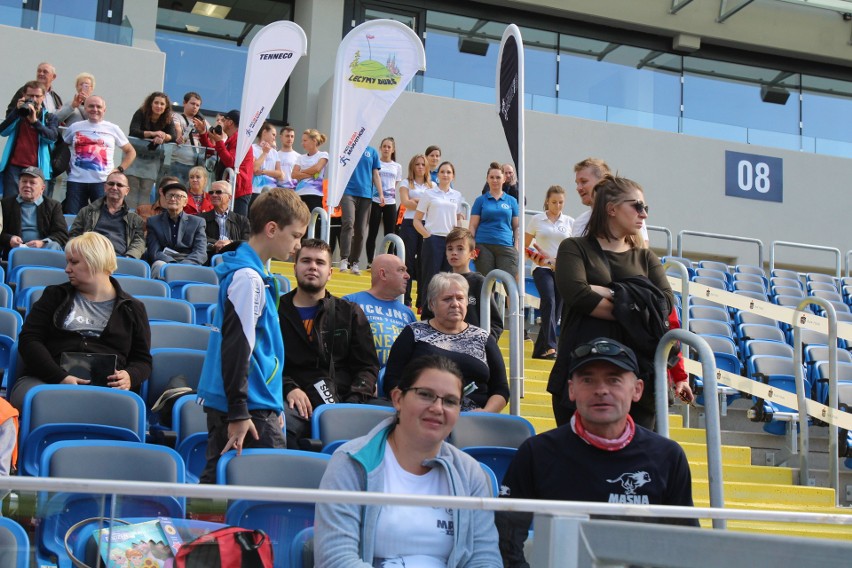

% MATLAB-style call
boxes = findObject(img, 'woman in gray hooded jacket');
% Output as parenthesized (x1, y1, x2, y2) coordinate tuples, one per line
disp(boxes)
(315, 355, 502, 568)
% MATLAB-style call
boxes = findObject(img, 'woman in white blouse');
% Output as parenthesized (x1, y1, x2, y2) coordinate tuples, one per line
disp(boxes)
(525, 185, 573, 359)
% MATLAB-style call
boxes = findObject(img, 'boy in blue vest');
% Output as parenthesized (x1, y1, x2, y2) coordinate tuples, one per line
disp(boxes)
(197, 188, 309, 483)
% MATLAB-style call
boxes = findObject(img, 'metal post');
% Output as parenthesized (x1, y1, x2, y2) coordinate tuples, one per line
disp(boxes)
(647, 225, 673, 258)
(793, 297, 838, 501)
(676, 230, 764, 267)
(224, 167, 236, 212)
(459, 201, 471, 223)
(845, 250, 852, 277)
(655, 329, 725, 529)
(307, 207, 329, 241)
(381, 233, 405, 264)
(770, 240, 842, 278)
(481, 269, 522, 415)
(664, 259, 691, 424)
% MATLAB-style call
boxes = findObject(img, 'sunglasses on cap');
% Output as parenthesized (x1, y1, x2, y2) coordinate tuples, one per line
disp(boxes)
(571, 340, 632, 360)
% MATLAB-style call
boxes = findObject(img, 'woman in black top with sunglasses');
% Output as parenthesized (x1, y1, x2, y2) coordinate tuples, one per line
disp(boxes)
(548, 174, 673, 429)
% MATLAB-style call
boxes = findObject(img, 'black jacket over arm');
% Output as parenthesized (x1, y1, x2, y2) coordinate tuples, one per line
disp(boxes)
(278, 290, 379, 408)
(0, 195, 69, 255)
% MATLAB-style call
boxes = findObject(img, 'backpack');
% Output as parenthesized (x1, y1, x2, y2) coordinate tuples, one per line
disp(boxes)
(174, 527, 273, 568)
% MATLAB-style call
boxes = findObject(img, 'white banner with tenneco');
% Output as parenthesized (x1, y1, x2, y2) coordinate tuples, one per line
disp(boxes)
(235, 21, 308, 172)
(671, 276, 852, 430)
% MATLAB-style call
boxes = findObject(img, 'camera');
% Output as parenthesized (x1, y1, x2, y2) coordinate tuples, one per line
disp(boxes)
(16, 98, 35, 117)
(211, 124, 223, 135)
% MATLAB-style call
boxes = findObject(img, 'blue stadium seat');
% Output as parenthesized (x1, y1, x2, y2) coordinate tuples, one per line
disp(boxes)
(180, 283, 219, 325)
(689, 319, 734, 339)
(148, 321, 211, 351)
(808, 280, 839, 294)
(115, 256, 151, 278)
(772, 268, 801, 281)
(37, 440, 185, 568)
(289, 526, 314, 568)
(172, 395, 208, 483)
(691, 275, 728, 291)
(688, 305, 731, 324)
(161, 264, 219, 297)
(18, 384, 146, 476)
(0, 282, 13, 309)
(144, 348, 206, 435)
(113, 275, 169, 298)
(0, 517, 30, 568)
(697, 260, 731, 274)
(744, 339, 794, 360)
(218, 449, 331, 564)
(12, 267, 67, 310)
(136, 295, 195, 324)
(309, 403, 395, 453)
(735, 310, 779, 328)
(463, 446, 517, 486)
(732, 280, 767, 295)
(6, 248, 65, 284)
(447, 412, 535, 449)
(735, 264, 766, 278)
(0, 308, 22, 390)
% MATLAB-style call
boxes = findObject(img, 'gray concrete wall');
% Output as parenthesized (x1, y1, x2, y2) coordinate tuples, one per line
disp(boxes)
(357, 90, 850, 273)
(0, 25, 165, 138)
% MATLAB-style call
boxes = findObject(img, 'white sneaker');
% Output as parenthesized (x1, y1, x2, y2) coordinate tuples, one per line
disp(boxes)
(339, 259, 350, 272)
(351, 262, 361, 275)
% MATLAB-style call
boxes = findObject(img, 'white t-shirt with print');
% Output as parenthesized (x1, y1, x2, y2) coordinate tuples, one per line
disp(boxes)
(375, 160, 402, 205)
(63, 120, 130, 183)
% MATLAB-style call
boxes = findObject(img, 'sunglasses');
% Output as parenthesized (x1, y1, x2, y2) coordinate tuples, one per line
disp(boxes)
(624, 199, 649, 214)
(208, 190, 230, 195)
(571, 340, 631, 360)
(105, 181, 127, 188)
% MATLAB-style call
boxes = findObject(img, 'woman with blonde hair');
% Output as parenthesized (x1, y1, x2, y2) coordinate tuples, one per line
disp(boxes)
(10, 232, 152, 408)
(55, 72, 96, 125)
(525, 185, 573, 359)
(397, 153, 432, 307)
(291, 128, 328, 236)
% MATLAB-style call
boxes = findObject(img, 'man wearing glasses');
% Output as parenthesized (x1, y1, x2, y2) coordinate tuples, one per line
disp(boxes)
(496, 338, 697, 567)
(199, 180, 250, 261)
(69, 171, 145, 259)
(144, 181, 207, 276)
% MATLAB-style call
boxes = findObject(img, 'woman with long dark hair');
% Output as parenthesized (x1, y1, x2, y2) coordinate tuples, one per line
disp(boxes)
(126, 91, 176, 210)
(549, 174, 673, 429)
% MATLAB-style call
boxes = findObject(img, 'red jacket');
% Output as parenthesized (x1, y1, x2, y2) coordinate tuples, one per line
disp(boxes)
(201, 131, 253, 199)
(184, 191, 213, 216)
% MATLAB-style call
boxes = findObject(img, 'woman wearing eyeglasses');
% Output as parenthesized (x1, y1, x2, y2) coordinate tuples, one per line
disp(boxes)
(315, 354, 502, 568)
(383, 272, 509, 413)
(549, 174, 677, 430)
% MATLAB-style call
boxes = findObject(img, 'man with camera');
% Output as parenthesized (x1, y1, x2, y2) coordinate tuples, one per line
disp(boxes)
(171, 91, 210, 185)
(278, 238, 380, 448)
(198, 109, 253, 217)
(0, 81, 59, 198)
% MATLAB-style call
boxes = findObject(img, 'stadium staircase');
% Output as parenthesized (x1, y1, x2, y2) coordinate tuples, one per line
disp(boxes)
(271, 261, 852, 540)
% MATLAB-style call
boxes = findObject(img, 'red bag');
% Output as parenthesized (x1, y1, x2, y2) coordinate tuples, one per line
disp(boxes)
(174, 526, 273, 568)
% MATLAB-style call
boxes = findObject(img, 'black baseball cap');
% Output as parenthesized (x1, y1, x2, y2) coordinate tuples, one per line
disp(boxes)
(20, 166, 45, 181)
(568, 338, 640, 375)
(223, 109, 240, 123)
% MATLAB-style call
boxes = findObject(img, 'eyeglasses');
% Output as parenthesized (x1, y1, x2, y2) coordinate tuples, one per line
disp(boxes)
(571, 340, 631, 360)
(105, 181, 127, 188)
(208, 190, 230, 195)
(403, 387, 461, 409)
(165, 194, 187, 201)
(623, 199, 649, 214)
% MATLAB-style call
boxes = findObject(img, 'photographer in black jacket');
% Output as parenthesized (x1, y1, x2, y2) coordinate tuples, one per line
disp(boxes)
(278, 238, 379, 448)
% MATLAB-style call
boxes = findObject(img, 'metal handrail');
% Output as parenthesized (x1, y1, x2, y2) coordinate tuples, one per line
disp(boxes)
(655, 329, 725, 529)
(459, 201, 471, 221)
(770, 240, 841, 278)
(792, 297, 838, 502)
(223, 167, 236, 212)
(307, 207, 329, 240)
(381, 233, 405, 264)
(481, 269, 522, 415)
(677, 230, 764, 267)
(647, 225, 673, 257)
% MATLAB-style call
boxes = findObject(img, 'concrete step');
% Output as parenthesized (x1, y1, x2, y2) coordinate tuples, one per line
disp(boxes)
(692, 480, 836, 507)
(699, 519, 852, 541)
(688, 462, 793, 485)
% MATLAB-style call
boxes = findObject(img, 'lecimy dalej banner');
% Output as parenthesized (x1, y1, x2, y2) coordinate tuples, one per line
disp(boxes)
(327, 19, 426, 214)
(235, 21, 308, 174)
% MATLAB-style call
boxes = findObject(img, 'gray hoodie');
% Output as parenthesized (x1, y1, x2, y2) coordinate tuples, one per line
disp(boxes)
(315, 417, 502, 567)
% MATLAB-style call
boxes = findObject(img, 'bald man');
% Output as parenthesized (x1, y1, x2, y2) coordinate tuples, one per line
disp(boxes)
(343, 254, 416, 367)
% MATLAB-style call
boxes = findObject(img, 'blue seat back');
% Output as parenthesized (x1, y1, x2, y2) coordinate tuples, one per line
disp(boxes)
(149, 321, 211, 351)
(0, 283, 13, 309)
(310, 403, 395, 450)
(114, 275, 169, 298)
(6, 248, 65, 283)
(0, 517, 29, 568)
(219, 449, 331, 563)
(180, 283, 220, 324)
(463, 446, 516, 487)
(145, 348, 207, 414)
(115, 256, 151, 278)
(136, 295, 195, 324)
(447, 412, 535, 449)
(162, 264, 219, 297)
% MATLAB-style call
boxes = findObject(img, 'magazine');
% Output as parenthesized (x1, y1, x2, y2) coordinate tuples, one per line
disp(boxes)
(92, 519, 176, 568)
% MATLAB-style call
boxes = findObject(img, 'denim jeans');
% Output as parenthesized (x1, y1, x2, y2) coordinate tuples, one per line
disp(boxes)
(64, 180, 104, 215)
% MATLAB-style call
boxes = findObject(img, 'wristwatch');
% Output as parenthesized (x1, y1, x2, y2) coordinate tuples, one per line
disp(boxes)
(116, 166, 124, 173)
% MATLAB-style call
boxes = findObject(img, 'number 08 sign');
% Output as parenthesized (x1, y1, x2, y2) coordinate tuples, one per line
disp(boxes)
(725, 150, 783, 203)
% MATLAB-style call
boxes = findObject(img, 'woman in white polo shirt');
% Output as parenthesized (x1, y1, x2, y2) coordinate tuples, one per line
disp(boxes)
(413, 161, 463, 312)
(525, 185, 573, 359)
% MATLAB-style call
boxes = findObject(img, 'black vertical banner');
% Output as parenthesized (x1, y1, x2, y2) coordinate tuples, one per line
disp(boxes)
(498, 35, 520, 169)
